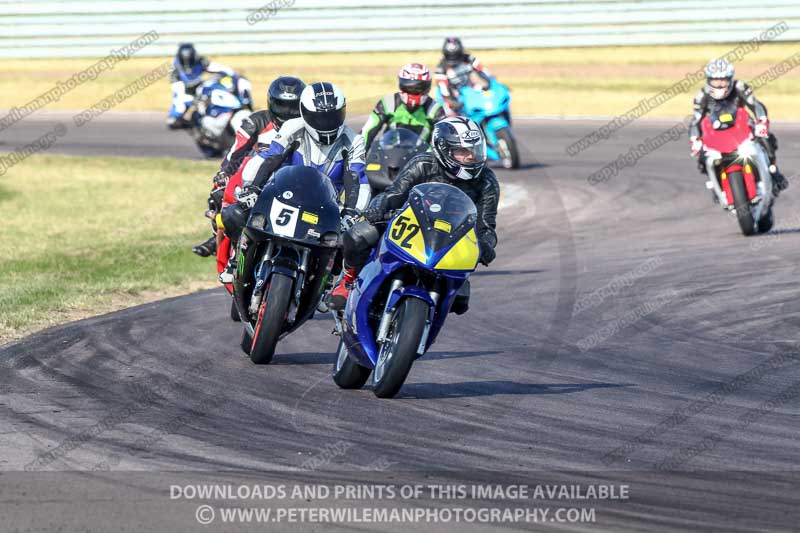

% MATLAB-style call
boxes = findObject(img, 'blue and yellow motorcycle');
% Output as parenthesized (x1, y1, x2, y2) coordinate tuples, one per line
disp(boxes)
(331, 183, 480, 398)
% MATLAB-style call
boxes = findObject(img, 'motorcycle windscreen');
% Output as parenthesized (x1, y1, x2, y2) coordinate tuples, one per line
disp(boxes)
(379, 128, 429, 151)
(250, 166, 341, 245)
(385, 182, 480, 271)
(367, 129, 429, 173)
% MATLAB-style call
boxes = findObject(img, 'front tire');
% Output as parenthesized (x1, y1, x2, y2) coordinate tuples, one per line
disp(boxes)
(332, 340, 371, 389)
(728, 170, 756, 236)
(250, 273, 293, 364)
(496, 127, 520, 169)
(373, 298, 429, 398)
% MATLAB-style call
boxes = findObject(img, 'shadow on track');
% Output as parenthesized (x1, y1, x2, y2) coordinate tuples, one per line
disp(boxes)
(756, 227, 800, 235)
(472, 269, 545, 277)
(397, 381, 631, 399)
(271, 350, 504, 365)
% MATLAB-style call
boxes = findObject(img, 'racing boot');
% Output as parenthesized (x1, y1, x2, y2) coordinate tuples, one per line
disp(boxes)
(770, 164, 789, 197)
(192, 235, 217, 257)
(328, 268, 356, 311)
(218, 256, 237, 285)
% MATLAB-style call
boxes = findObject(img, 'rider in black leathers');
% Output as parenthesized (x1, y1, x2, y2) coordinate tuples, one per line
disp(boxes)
(329, 116, 499, 312)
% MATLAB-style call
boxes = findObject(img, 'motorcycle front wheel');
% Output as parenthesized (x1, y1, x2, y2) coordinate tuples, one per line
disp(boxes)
(496, 127, 520, 169)
(249, 273, 293, 364)
(372, 298, 428, 398)
(728, 170, 756, 236)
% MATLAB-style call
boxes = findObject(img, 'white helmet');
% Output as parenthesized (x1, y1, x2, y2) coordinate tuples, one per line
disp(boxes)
(299, 82, 346, 145)
(704, 58, 735, 100)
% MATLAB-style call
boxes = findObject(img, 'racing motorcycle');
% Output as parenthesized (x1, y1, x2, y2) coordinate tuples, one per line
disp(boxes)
(436, 67, 519, 169)
(189, 75, 252, 158)
(701, 106, 774, 236)
(365, 128, 430, 194)
(233, 166, 341, 364)
(331, 183, 480, 398)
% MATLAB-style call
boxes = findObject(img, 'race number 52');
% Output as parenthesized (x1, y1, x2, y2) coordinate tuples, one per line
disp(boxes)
(391, 215, 420, 249)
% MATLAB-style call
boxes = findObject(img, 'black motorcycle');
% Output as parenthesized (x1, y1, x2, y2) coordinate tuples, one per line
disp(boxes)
(365, 128, 430, 194)
(233, 166, 341, 364)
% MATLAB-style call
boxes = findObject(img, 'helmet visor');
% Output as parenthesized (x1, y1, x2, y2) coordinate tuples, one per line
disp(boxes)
(709, 78, 731, 89)
(302, 104, 346, 133)
(452, 143, 485, 166)
(270, 98, 301, 121)
(178, 50, 195, 72)
(399, 78, 431, 95)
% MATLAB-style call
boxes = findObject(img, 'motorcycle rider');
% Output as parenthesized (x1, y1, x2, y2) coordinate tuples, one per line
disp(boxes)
(329, 116, 499, 311)
(361, 63, 445, 151)
(219, 81, 371, 283)
(192, 76, 305, 259)
(435, 37, 491, 117)
(689, 57, 788, 197)
(167, 43, 252, 129)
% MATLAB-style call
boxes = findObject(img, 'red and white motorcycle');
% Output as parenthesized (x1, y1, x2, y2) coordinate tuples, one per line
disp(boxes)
(701, 106, 774, 236)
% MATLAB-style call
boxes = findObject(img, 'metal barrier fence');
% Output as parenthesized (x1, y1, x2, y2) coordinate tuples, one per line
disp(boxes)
(1, 0, 799, 58)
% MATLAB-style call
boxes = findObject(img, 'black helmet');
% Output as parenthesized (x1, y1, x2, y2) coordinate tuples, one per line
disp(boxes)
(267, 76, 305, 128)
(299, 82, 346, 145)
(432, 117, 486, 181)
(176, 43, 198, 73)
(442, 37, 465, 62)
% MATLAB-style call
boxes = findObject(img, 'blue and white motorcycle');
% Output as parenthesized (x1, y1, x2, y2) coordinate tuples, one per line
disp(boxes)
(331, 182, 480, 398)
(436, 69, 520, 169)
(190, 75, 252, 157)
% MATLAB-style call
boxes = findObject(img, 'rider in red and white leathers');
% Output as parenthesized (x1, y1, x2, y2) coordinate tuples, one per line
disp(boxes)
(192, 77, 305, 267)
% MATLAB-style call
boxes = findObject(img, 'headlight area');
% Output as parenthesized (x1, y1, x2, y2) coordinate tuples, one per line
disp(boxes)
(738, 140, 757, 159)
(321, 231, 339, 247)
(250, 213, 267, 230)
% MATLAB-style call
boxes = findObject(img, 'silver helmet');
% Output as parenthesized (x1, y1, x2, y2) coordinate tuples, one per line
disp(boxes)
(704, 58, 735, 100)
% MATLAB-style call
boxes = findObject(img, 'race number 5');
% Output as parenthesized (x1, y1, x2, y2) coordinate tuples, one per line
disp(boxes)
(269, 198, 299, 237)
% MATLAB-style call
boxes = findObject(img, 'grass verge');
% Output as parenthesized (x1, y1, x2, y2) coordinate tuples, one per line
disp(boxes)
(0, 153, 219, 344)
(0, 44, 799, 118)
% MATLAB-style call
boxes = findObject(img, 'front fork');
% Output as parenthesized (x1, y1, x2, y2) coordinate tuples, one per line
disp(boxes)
(705, 157, 728, 207)
(705, 146, 773, 210)
(376, 280, 438, 356)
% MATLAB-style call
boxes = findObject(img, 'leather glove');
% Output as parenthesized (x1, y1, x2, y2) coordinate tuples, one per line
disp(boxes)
(362, 206, 386, 224)
(690, 136, 703, 157)
(236, 184, 260, 209)
(479, 241, 496, 266)
(754, 120, 769, 139)
(212, 170, 229, 189)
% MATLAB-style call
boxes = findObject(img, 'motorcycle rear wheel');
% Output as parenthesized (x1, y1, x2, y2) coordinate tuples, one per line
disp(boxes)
(332, 340, 371, 389)
(230, 298, 241, 322)
(758, 207, 774, 233)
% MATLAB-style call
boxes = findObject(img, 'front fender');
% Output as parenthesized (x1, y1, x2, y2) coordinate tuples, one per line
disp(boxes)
(484, 116, 510, 145)
(386, 285, 435, 312)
